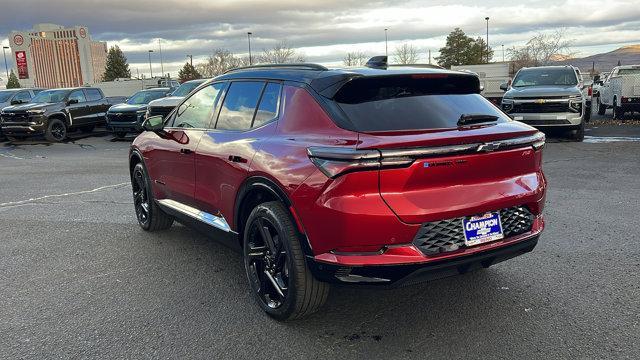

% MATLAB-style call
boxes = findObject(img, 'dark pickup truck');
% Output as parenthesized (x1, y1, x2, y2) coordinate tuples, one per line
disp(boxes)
(0, 87, 126, 142)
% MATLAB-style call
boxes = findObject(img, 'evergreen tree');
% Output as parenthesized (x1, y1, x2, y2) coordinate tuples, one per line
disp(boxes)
(6, 70, 20, 89)
(103, 45, 131, 81)
(178, 62, 202, 82)
(436, 28, 493, 68)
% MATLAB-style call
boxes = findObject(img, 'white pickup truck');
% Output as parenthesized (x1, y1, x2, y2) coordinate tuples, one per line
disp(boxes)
(596, 65, 640, 119)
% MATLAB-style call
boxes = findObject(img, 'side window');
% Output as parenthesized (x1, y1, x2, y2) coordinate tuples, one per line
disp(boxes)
(85, 89, 103, 101)
(171, 82, 225, 129)
(216, 81, 264, 131)
(68, 90, 86, 103)
(14, 91, 32, 102)
(253, 83, 282, 128)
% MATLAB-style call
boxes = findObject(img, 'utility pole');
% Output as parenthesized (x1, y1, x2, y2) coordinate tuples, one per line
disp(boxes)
(247, 32, 253, 65)
(158, 39, 164, 78)
(485, 17, 490, 63)
(187, 55, 193, 67)
(2, 46, 9, 78)
(428, 49, 431, 64)
(384, 28, 388, 57)
(148, 50, 154, 78)
(502, 44, 505, 62)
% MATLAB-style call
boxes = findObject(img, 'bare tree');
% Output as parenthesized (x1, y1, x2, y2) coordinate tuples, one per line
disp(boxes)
(343, 51, 368, 67)
(258, 41, 305, 63)
(196, 48, 243, 77)
(508, 29, 576, 71)
(393, 43, 420, 65)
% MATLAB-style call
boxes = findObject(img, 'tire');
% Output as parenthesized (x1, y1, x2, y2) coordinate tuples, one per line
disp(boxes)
(597, 97, 606, 115)
(571, 121, 585, 142)
(45, 118, 67, 142)
(584, 105, 591, 122)
(243, 201, 329, 320)
(613, 103, 625, 120)
(131, 162, 174, 231)
(114, 132, 127, 139)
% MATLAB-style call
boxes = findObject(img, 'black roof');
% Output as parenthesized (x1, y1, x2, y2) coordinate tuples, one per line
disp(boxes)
(214, 64, 477, 98)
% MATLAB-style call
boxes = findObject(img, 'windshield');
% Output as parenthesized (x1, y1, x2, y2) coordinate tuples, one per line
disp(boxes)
(127, 90, 167, 105)
(31, 89, 70, 103)
(334, 75, 507, 132)
(512, 68, 578, 87)
(171, 81, 204, 97)
(618, 68, 640, 76)
(0, 91, 18, 102)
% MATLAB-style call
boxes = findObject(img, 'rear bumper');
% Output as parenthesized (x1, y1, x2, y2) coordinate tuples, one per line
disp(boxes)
(308, 229, 541, 286)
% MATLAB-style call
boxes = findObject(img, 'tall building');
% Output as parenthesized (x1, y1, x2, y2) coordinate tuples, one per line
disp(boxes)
(8, 23, 108, 88)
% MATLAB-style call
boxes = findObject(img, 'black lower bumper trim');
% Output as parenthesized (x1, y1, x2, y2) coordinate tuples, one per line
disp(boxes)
(307, 236, 539, 287)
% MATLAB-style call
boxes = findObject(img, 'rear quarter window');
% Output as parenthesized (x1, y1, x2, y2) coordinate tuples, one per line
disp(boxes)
(333, 74, 507, 132)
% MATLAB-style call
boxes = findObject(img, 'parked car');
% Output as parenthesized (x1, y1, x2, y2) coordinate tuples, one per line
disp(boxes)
(500, 65, 587, 141)
(596, 65, 640, 119)
(106, 88, 171, 139)
(129, 64, 547, 320)
(0, 88, 44, 139)
(592, 71, 610, 98)
(0, 87, 126, 142)
(146, 79, 207, 119)
(574, 68, 592, 121)
(451, 63, 510, 106)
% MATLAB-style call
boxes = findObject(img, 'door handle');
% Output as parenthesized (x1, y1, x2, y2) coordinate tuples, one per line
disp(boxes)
(180, 148, 192, 155)
(228, 155, 247, 163)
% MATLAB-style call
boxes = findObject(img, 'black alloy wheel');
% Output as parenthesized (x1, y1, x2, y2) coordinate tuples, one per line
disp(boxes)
(46, 119, 67, 142)
(246, 216, 290, 310)
(132, 165, 150, 227)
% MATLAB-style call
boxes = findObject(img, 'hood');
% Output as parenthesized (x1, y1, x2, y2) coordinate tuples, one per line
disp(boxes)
(504, 85, 582, 99)
(148, 96, 183, 108)
(2, 102, 53, 112)
(108, 103, 148, 113)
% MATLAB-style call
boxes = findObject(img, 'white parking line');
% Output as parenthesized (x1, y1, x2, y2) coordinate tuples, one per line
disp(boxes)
(0, 182, 130, 208)
(583, 136, 640, 143)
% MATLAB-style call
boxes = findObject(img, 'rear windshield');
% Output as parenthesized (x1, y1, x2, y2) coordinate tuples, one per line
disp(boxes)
(334, 75, 507, 131)
(512, 68, 578, 87)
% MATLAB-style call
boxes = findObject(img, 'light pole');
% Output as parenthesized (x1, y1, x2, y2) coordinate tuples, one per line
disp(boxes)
(2, 46, 9, 78)
(158, 39, 164, 77)
(384, 28, 388, 57)
(148, 50, 154, 79)
(502, 44, 505, 62)
(485, 17, 490, 63)
(247, 32, 253, 65)
(187, 54, 193, 67)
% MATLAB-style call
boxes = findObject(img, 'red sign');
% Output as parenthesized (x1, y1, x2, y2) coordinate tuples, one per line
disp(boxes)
(13, 34, 24, 46)
(15, 51, 28, 79)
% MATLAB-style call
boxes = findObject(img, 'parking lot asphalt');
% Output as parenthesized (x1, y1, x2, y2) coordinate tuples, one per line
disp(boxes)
(1, 123, 639, 359)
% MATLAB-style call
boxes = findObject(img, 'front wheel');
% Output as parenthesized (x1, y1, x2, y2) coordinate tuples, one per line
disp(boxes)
(131, 162, 174, 231)
(45, 119, 67, 142)
(243, 201, 329, 320)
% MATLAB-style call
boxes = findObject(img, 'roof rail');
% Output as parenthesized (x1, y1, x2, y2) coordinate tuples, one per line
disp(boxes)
(224, 63, 328, 74)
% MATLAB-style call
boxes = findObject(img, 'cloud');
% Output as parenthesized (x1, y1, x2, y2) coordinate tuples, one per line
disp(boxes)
(1, 0, 639, 76)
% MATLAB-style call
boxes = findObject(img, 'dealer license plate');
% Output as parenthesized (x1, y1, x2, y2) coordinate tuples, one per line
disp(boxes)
(462, 212, 504, 247)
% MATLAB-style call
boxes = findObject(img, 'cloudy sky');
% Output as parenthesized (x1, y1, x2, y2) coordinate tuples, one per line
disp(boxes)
(1, 0, 640, 78)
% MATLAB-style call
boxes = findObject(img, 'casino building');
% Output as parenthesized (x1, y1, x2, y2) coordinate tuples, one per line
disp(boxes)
(8, 23, 108, 88)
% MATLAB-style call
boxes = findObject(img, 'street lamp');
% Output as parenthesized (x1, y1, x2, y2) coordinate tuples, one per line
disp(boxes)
(148, 50, 154, 79)
(247, 32, 253, 65)
(502, 44, 505, 62)
(2, 46, 9, 79)
(384, 28, 388, 57)
(187, 54, 193, 67)
(158, 39, 164, 78)
(485, 17, 490, 63)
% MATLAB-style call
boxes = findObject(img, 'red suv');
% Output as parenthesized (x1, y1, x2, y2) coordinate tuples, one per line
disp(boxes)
(129, 63, 546, 320)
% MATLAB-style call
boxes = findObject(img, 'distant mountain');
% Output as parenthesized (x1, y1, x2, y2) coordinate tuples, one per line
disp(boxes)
(556, 45, 640, 73)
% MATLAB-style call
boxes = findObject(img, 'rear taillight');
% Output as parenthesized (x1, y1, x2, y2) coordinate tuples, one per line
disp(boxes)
(588, 86, 593, 97)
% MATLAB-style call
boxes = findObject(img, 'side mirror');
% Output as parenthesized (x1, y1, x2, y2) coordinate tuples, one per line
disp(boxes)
(142, 115, 165, 132)
(10, 99, 23, 105)
(499, 82, 509, 91)
(67, 98, 79, 105)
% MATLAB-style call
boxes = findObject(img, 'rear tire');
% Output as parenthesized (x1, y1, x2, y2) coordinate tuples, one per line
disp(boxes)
(597, 97, 606, 115)
(131, 162, 174, 231)
(45, 118, 67, 142)
(571, 121, 585, 142)
(243, 201, 329, 320)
